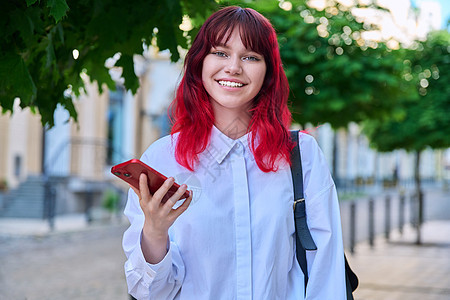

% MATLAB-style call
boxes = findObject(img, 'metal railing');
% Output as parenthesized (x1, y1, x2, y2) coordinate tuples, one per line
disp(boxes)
(343, 187, 437, 254)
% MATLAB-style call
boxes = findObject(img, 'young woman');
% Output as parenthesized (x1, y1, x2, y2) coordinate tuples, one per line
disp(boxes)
(123, 6, 347, 299)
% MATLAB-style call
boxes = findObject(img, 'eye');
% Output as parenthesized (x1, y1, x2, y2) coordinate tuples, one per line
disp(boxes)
(211, 51, 227, 58)
(242, 56, 261, 62)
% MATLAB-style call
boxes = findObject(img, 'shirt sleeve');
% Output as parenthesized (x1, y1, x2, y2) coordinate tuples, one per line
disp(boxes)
(122, 147, 185, 299)
(299, 133, 347, 299)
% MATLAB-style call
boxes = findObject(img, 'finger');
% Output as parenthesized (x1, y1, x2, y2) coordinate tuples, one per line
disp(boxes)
(162, 184, 188, 213)
(170, 190, 193, 220)
(152, 177, 175, 204)
(139, 173, 151, 205)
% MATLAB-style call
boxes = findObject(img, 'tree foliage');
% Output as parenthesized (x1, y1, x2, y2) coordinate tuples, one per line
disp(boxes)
(0, 0, 218, 126)
(363, 30, 450, 152)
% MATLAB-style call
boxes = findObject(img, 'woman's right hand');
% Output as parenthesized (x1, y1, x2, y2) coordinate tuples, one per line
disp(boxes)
(130, 173, 192, 264)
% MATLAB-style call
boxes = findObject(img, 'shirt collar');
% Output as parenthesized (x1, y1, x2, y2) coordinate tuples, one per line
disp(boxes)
(206, 125, 251, 164)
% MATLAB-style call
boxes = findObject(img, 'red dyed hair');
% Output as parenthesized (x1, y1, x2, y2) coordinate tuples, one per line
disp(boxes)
(170, 6, 292, 172)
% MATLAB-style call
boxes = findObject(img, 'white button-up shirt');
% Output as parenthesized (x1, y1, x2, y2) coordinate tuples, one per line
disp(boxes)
(123, 127, 346, 299)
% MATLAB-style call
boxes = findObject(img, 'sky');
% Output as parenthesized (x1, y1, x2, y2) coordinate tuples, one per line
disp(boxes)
(414, 0, 450, 29)
(437, 0, 450, 28)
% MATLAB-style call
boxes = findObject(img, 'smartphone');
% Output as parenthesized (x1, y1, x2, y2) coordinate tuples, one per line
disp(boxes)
(111, 159, 190, 203)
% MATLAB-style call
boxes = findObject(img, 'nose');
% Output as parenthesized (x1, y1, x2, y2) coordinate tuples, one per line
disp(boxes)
(225, 56, 242, 75)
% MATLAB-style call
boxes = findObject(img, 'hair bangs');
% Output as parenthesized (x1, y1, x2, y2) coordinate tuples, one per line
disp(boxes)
(205, 7, 271, 56)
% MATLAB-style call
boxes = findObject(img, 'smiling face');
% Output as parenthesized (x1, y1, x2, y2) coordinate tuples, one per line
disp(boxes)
(202, 28, 267, 129)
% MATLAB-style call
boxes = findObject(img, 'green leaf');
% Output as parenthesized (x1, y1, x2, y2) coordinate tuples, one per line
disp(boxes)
(45, 32, 57, 69)
(0, 53, 37, 108)
(46, 0, 69, 23)
(26, 0, 39, 6)
(10, 9, 34, 44)
(55, 22, 64, 44)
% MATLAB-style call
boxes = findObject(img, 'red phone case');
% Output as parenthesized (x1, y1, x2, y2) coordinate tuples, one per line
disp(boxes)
(111, 159, 190, 203)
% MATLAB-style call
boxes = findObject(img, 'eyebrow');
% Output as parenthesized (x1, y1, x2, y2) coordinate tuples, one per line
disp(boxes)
(213, 44, 261, 55)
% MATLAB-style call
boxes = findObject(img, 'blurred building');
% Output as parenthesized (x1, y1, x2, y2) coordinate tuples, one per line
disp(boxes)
(311, 123, 446, 191)
(0, 102, 43, 190)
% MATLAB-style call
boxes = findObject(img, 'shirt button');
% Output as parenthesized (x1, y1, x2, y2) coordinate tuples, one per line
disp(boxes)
(234, 142, 244, 155)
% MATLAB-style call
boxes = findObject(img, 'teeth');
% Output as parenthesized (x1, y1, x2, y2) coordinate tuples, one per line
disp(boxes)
(218, 81, 243, 87)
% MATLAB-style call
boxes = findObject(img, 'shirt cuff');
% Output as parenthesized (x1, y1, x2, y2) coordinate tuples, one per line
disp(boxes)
(126, 232, 173, 284)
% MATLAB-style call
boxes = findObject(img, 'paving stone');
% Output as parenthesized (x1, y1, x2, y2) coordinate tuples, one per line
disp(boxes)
(0, 221, 129, 300)
(349, 221, 450, 300)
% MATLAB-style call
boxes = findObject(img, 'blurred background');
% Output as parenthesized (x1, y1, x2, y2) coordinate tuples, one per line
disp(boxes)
(0, 0, 449, 299)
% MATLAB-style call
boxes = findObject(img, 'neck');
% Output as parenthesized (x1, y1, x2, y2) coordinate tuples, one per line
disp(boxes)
(213, 109, 251, 140)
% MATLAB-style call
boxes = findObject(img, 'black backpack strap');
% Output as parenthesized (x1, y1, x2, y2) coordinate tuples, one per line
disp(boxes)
(289, 130, 317, 289)
(345, 253, 359, 295)
(345, 258, 355, 300)
(289, 130, 358, 299)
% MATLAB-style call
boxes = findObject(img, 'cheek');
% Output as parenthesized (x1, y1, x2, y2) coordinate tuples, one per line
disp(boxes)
(255, 65, 267, 88)
(202, 56, 215, 77)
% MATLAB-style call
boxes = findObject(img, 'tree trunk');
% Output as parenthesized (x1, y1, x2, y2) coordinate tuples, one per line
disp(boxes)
(414, 150, 423, 245)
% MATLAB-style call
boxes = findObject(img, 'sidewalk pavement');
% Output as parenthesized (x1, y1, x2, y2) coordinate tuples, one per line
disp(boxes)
(348, 220, 450, 300)
(0, 214, 130, 300)
(0, 212, 127, 237)
(0, 213, 92, 237)
(0, 214, 449, 299)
